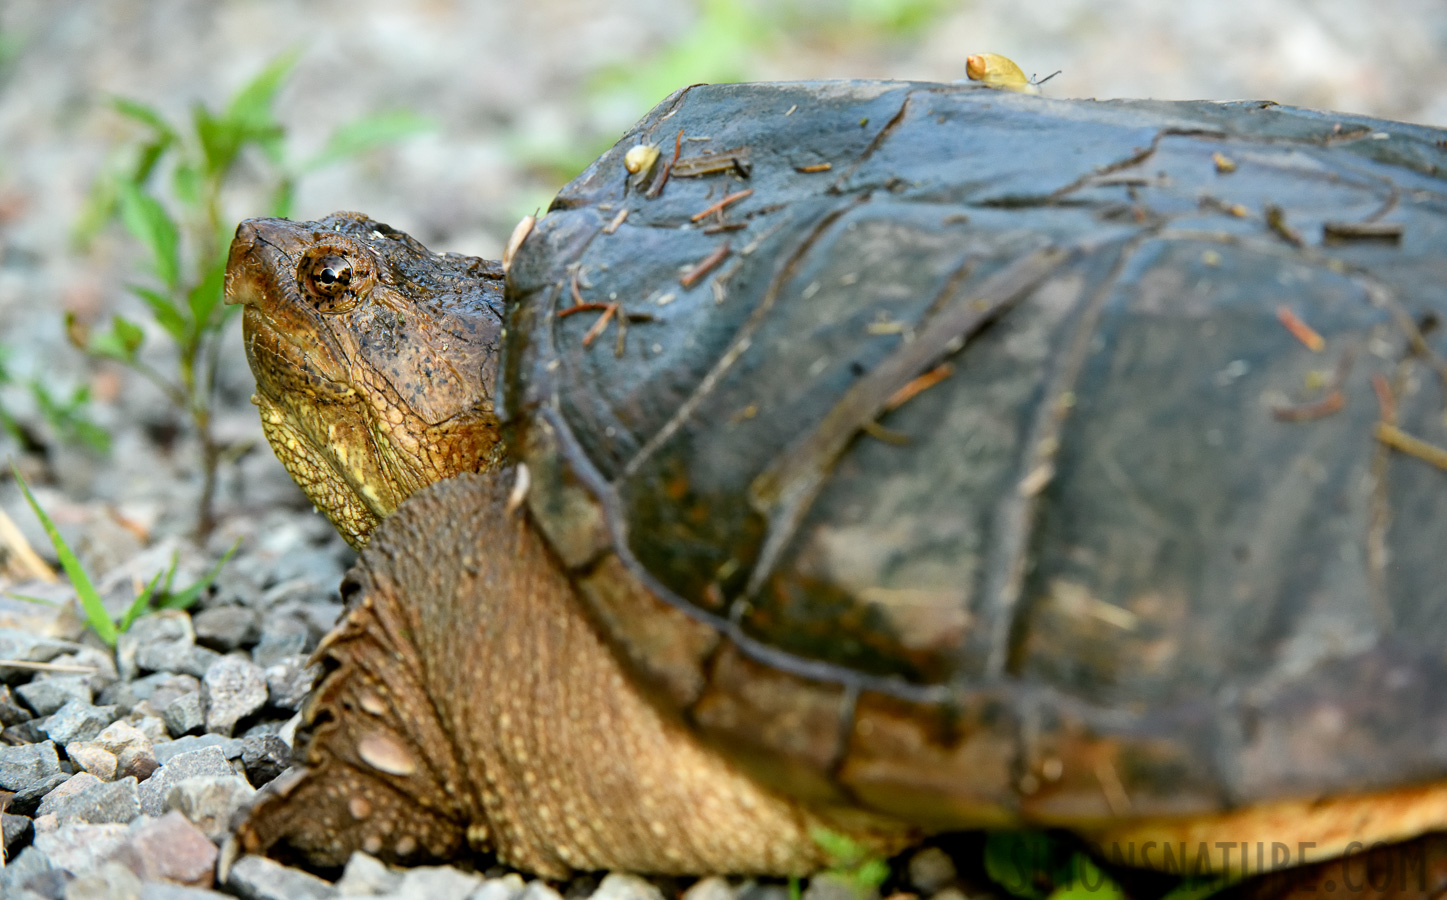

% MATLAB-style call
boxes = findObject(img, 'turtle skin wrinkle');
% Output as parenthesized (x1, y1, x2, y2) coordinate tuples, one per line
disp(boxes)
(225, 212, 909, 877)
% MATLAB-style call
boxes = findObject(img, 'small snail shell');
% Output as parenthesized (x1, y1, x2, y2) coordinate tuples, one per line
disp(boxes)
(624, 143, 661, 174)
(966, 53, 1041, 95)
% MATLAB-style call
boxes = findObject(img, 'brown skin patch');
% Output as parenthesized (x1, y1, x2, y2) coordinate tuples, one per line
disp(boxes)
(224, 212, 506, 547)
(240, 475, 911, 876)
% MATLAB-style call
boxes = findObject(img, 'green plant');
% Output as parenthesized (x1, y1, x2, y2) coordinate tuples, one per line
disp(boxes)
(0, 347, 110, 454)
(72, 52, 428, 536)
(10, 463, 237, 646)
(808, 828, 892, 898)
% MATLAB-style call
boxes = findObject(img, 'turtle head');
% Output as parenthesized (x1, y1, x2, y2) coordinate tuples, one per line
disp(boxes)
(225, 212, 507, 548)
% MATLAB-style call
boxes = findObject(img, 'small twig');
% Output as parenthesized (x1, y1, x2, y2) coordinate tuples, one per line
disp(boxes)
(1371, 373, 1396, 424)
(861, 420, 910, 445)
(1276, 306, 1325, 352)
(647, 130, 684, 199)
(602, 208, 630, 235)
(1265, 204, 1304, 247)
(680, 243, 731, 289)
(885, 364, 954, 412)
(0, 507, 56, 582)
(581, 303, 618, 347)
(794, 163, 832, 173)
(1272, 390, 1345, 422)
(690, 189, 754, 223)
(0, 659, 99, 674)
(558, 302, 612, 318)
(1376, 423, 1447, 471)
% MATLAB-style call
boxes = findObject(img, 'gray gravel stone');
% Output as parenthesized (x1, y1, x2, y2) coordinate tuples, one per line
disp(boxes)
(117, 611, 196, 678)
(174, 646, 224, 680)
(0, 740, 63, 791)
(164, 774, 255, 842)
(249, 617, 309, 668)
(395, 866, 484, 900)
(65, 744, 118, 780)
(800, 874, 866, 900)
(60, 859, 142, 900)
(736, 883, 791, 900)
(153, 733, 242, 766)
(201, 656, 266, 736)
(191, 606, 261, 651)
(518, 880, 566, 900)
(11, 773, 71, 815)
(33, 821, 131, 875)
(681, 877, 736, 900)
(110, 810, 218, 888)
(37, 776, 139, 826)
(906, 847, 957, 893)
(36, 772, 102, 814)
(590, 874, 665, 900)
(334, 851, 401, 896)
(42, 700, 118, 746)
(227, 853, 338, 900)
(0, 845, 57, 897)
(140, 885, 233, 900)
(468, 873, 527, 900)
(0, 629, 73, 676)
(2, 810, 34, 857)
(239, 733, 289, 786)
(101, 673, 201, 717)
(263, 656, 315, 711)
(17, 676, 92, 717)
(84, 721, 159, 781)
(163, 691, 206, 737)
(0, 684, 34, 725)
(137, 746, 233, 818)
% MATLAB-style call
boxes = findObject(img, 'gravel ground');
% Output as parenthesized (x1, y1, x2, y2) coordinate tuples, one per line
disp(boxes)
(0, 1, 1445, 897)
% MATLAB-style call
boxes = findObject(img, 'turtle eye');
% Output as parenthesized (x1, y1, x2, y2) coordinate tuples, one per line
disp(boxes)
(300, 251, 371, 313)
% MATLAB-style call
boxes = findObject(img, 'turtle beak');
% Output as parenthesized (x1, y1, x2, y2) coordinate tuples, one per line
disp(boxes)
(224, 217, 293, 309)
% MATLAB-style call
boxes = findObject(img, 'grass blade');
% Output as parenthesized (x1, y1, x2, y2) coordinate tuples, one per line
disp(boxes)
(10, 463, 116, 645)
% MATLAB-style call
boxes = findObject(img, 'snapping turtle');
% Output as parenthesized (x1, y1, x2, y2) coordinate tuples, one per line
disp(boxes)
(225, 81, 1447, 881)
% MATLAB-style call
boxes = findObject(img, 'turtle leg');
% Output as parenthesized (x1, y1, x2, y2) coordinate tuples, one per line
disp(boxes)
(242, 471, 886, 877)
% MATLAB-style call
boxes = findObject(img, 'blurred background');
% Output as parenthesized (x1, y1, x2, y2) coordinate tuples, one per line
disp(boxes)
(0, 0, 1445, 563)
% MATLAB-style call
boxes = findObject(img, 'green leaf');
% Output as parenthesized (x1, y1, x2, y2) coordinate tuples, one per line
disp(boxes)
(115, 180, 181, 290)
(131, 286, 189, 343)
(269, 176, 295, 220)
(118, 566, 167, 633)
(186, 255, 229, 331)
(985, 832, 1070, 900)
(85, 314, 145, 362)
(226, 49, 300, 130)
(160, 539, 239, 610)
(4, 593, 59, 607)
(303, 110, 433, 172)
(171, 161, 202, 207)
(110, 97, 176, 142)
(194, 103, 242, 180)
(11, 464, 116, 646)
(1048, 855, 1125, 900)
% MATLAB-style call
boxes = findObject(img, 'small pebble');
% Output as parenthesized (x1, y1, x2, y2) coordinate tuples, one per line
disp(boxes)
(58, 858, 142, 900)
(907, 847, 958, 894)
(201, 656, 267, 736)
(32, 821, 131, 875)
(250, 616, 310, 668)
(1, 811, 33, 857)
(0, 845, 56, 896)
(0, 740, 63, 791)
(396, 865, 484, 900)
(591, 874, 666, 900)
(118, 610, 196, 678)
(38, 774, 139, 825)
(42, 699, 118, 746)
(192, 605, 261, 651)
(164, 691, 207, 737)
(154, 733, 243, 766)
(165, 773, 256, 842)
(240, 733, 291, 786)
(263, 655, 316, 710)
(36, 771, 102, 814)
(682, 877, 737, 900)
(67, 742, 119, 780)
(471, 873, 529, 900)
(111, 809, 219, 888)
(138, 746, 235, 818)
(16, 674, 92, 716)
(0, 684, 33, 725)
(334, 850, 402, 896)
(227, 853, 339, 900)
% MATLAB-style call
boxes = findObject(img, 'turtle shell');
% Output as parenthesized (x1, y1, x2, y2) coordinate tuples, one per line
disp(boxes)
(501, 81, 1447, 827)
